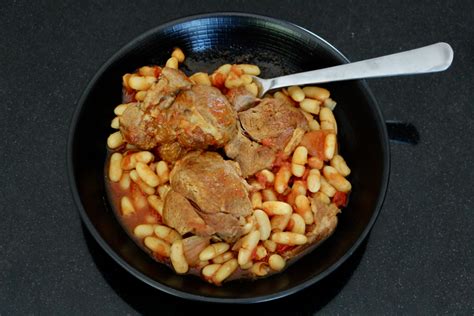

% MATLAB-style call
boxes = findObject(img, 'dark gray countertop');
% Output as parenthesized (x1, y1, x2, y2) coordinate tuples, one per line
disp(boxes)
(1, 0, 473, 314)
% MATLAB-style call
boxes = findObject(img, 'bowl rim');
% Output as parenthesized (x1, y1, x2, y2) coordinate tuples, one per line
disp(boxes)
(67, 12, 391, 304)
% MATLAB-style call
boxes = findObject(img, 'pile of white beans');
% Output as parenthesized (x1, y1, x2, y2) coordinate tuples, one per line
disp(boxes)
(106, 48, 352, 285)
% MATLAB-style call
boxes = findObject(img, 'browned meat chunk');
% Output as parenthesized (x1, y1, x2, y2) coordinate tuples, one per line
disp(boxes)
(224, 126, 276, 177)
(118, 103, 160, 149)
(120, 68, 237, 160)
(308, 199, 340, 243)
(181, 236, 210, 266)
(238, 97, 308, 150)
(169, 85, 237, 149)
(143, 67, 193, 110)
(120, 67, 192, 149)
(226, 86, 258, 112)
(169, 151, 252, 242)
(163, 190, 214, 236)
(225, 97, 309, 177)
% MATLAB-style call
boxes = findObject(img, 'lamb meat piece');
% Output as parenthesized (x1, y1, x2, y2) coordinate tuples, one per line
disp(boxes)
(224, 126, 276, 177)
(162, 190, 214, 236)
(181, 236, 210, 266)
(308, 199, 340, 243)
(119, 103, 161, 149)
(238, 97, 309, 150)
(168, 85, 237, 149)
(120, 67, 191, 149)
(226, 86, 258, 112)
(143, 67, 192, 110)
(224, 97, 309, 177)
(120, 69, 237, 160)
(170, 151, 252, 242)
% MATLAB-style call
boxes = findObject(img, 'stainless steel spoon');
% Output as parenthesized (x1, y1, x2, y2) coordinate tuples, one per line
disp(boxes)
(253, 42, 453, 97)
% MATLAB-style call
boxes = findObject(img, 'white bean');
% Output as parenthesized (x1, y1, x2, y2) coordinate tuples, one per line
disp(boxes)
(320, 176, 337, 197)
(330, 155, 351, 176)
(108, 153, 123, 182)
(294, 195, 314, 224)
(171, 47, 185, 63)
(111, 116, 120, 129)
(213, 259, 238, 284)
(216, 64, 232, 74)
(119, 172, 131, 190)
(268, 254, 286, 271)
(261, 189, 277, 202)
(289, 213, 306, 234)
(199, 243, 230, 261)
(107, 131, 124, 149)
(259, 169, 275, 184)
(170, 240, 188, 274)
(130, 170, 155, 195)
(292, 180, 307, 196)
(144, 236, 170, 257)
(154, 225, 181, 244)
(225, 72, 243, 89)
(251, 191, 263, 209)
(165, 57, 179, 69)
(308, 156, 324, 170)
(156, 161, 169, 184)
(238, 231, 260, 266)
(263, 240, 277, 253)
(190, 72, 211, 86)
(157, 184, 171, 200)
(147, 195, 164, 216)
(235, 64, 261, 76)
(271, 232, 307, 245)
(128, 75, 153, 91)
(324, 133, 337, 160)
(136, 162, 160, 187)
(299, 98, 321, 114)
(120, 196, 135, 215)
(302, 86, 330, 101)
(202, 263, 221, 280)
(262, 201, 292, 216)
(288, 86, 305, 102)
(274, 165, 291, 194)
(323, 97, 337, 110)
(135, 90, 147, 101)
(291, 163, 305, 177)
(307, 169, 321, 193)
(309, 119, 320, 131)
(212, 251, 234, 264)
(245, 82, 259, 97)
(322, 166, 352, 193)
(320, 107, 337, 133)
(250, 262, 270, 277)
(292, 146, 308, 165)
(313, 191, 331, 205)
(133, 224, 155, 238)
(255, 245, 268, 260)
(254, 209, 271, 240)
(270, 213, 291, 232)
(114, 103, 129, 116)
(241, 74, 253, 84)
(241, 215, 256, 235)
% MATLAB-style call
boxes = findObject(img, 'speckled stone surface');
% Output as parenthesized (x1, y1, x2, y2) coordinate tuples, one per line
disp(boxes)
(1, 0, 473, 314)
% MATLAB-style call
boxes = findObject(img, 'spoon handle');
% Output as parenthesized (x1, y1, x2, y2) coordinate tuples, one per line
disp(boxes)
(267, 42, 453, 90)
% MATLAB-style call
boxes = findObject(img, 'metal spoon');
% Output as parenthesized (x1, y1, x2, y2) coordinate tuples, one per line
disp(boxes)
(253, 42, 453, 97)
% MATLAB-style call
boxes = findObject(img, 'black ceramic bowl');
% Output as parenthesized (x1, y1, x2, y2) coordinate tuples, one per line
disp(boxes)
(68, 13, 390, 303)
